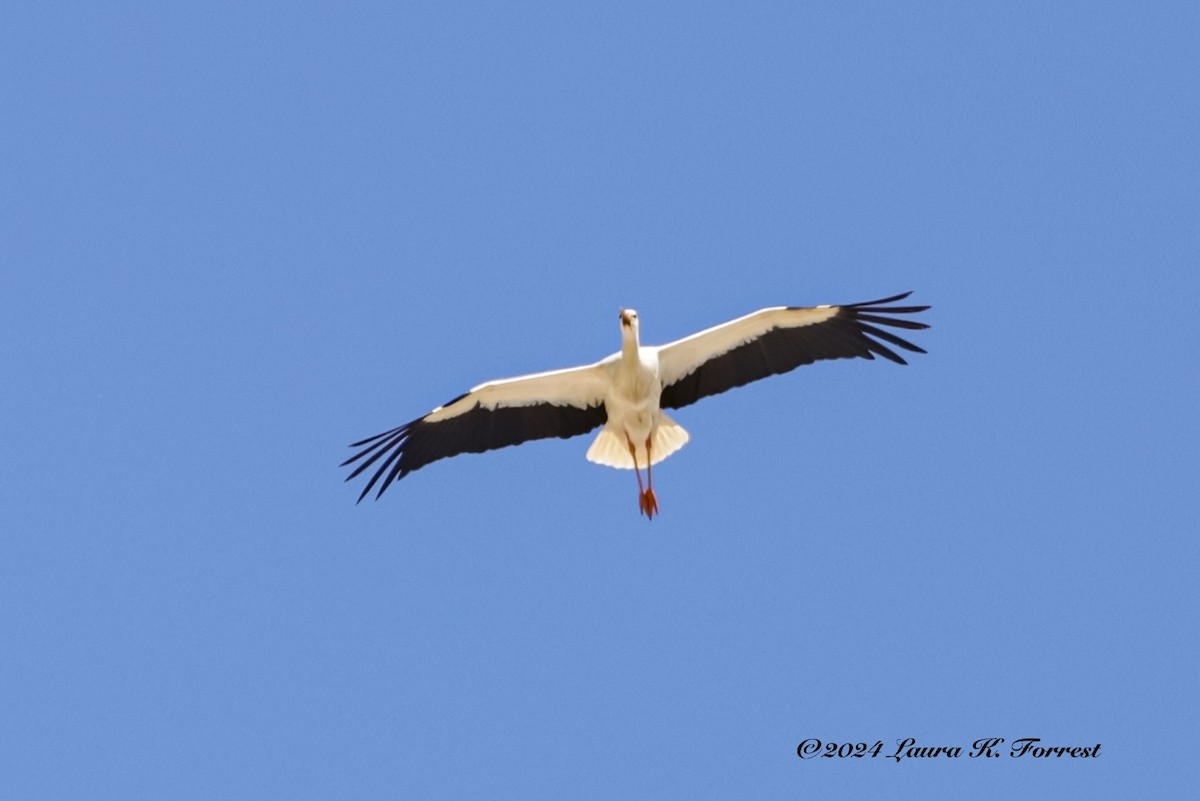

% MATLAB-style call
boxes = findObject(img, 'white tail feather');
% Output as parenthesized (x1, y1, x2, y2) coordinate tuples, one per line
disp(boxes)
(586, 415, 690, 469)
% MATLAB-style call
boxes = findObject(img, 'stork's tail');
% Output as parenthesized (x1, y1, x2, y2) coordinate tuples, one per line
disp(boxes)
(586, 415, 690, 469)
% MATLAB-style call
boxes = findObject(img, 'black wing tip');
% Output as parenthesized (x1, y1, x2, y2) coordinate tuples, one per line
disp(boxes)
(341, 419, 421, 502)
(834, 291, 930, 366)
(847, 291, 930, 312)
(856, 290, 914, 305)
(347, 421, 413, 450)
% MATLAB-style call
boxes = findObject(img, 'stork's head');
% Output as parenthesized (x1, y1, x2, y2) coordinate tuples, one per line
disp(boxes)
(619, 308, 640, 347)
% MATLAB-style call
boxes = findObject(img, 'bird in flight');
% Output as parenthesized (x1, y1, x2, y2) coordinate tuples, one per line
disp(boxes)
(343, 292, 929, 518)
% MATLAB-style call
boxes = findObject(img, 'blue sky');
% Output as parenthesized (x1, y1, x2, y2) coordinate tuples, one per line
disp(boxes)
(3, 1, 1197, 798)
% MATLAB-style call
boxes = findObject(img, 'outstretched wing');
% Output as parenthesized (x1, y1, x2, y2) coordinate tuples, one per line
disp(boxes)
(657, 292, 929, 410)
(343, 363, 609, 501)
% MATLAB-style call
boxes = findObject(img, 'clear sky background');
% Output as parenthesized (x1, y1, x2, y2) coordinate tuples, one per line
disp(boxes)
(3, 2, 1197, 798)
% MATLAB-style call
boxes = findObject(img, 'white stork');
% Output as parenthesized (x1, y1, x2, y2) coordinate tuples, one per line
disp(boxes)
(343, 292, 929, 518)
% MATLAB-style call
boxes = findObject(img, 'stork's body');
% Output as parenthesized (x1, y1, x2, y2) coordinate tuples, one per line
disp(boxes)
(342, 293, 930, 518)
(584, 309, 688, 517)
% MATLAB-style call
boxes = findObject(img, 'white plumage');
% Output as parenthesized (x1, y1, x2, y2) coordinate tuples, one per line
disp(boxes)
(343, 292, 929, 518)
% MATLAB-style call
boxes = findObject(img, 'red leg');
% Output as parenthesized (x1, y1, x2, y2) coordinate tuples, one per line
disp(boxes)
(626, 435, 650, 518)
(642, 435, 658, 519)
(628, 438, 657, 520)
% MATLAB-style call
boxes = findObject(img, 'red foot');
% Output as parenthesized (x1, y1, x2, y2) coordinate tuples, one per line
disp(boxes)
(638, 488, 659, 520)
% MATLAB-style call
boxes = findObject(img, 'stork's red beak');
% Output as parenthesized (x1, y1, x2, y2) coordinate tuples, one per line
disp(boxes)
(620, 309, 632, 327)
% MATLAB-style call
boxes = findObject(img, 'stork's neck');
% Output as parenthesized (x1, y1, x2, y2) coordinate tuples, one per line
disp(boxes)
(620, 325, 640, 369)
